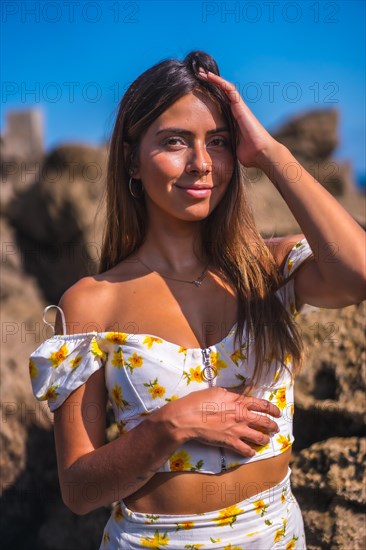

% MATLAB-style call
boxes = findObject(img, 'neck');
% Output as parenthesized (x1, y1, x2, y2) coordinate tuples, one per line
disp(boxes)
(138, 217, 207, 274)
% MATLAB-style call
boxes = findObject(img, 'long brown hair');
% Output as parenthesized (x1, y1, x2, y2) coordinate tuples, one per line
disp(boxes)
(98, 50, 305, 386)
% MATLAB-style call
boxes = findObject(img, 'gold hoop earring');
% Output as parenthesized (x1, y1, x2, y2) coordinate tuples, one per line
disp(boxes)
(128, 176, 144, 199)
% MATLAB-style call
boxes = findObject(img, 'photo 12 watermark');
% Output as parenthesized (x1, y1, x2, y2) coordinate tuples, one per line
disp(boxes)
(201, 2, 340, 24)
(1, 1, 140, 24)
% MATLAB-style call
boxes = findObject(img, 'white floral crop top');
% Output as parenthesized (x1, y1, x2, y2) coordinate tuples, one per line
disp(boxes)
(29, 238, 318, 474)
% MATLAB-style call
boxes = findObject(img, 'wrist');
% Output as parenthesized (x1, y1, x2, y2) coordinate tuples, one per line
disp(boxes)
(148, 401, 190, 446)
(256, 141, 289, 174)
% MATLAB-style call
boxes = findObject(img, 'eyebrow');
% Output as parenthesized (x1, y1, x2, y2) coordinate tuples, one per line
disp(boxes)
(155, 126, 230, 136)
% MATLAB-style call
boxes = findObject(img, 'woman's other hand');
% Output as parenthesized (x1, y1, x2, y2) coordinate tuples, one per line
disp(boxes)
(197, 68, 280, 169)
(163, 385, 281, 457)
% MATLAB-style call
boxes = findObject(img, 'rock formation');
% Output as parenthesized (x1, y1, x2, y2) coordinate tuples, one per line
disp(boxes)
(272, 109, 355, 196)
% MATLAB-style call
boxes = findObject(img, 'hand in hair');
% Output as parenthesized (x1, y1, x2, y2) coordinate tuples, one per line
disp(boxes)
(197, 68, 279, 169)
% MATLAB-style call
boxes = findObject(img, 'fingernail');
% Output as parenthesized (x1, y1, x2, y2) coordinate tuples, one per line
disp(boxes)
(198, 71, 208, 78)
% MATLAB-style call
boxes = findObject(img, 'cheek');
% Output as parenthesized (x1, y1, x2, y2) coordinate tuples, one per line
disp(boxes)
(143, 153, 185, 179)
(212, 153, 235, 183)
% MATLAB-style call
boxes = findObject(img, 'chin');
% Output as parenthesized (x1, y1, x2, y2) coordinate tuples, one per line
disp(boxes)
(180, 211, 214, 223)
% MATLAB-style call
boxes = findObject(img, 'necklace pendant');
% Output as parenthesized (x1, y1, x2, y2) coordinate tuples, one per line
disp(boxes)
(193, 280, 202, 287)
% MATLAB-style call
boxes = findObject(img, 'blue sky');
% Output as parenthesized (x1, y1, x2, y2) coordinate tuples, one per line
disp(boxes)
(1, 0, 365, 185)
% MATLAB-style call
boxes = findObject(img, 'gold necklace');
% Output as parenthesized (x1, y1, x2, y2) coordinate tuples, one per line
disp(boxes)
(136, 256, 209, 288)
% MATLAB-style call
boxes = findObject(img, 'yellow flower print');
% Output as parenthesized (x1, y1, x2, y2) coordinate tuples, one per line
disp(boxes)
(246, 531, 259, 537)
(210, 351, 228, 371)
(117, 420, 127, 435)
(111, 383, 130, 409)
(142, 336, 163, 349)
(144, 377, 166, 399)
(165, 395, 179, 402)
(70, 355, 82, 369)
(230, 348, 246, 366)
(111, 349, 125, 369)
(140, 529, 169, 547)
(250, 441, 270, 454)
(127, 352, 143, 371)
(112, 503, 123, 522)
(286, 536, 299, 550)
(169, 450, 193, 471)
(273, 370, 280, 383)
(105, 332, 128, 345)
(290, 301, 298, 317)
(253, 499, 269, 516)
(274, 518, 287, 542)
(235, 373, 247, 384)
(144, 514, 160, 524)
(249, 427, 270, 454)
(48, 343, 68, 368)
(289, 404, 294, 416)
(275, 388, 287, 410)
(184, 545, 204, 550)
(29, 358, 38, 379)
(189, 366, 204, 383)
(102, 530, 110, 546)
(287, 258, 294, 274)
(90, 339, 107, 361)
(227, 461, 240, 468)
(39, 384, 59, 402)
(213, 504, 244, 527)
(224, 545, 243, 550)
(281, 486, 287, 504)
(183, 366, 199, 385)
(284, 353, 292, 366)
(175, 521, 194, 531)
(276, 434, 291, 452)
(178, 346, 187, 356)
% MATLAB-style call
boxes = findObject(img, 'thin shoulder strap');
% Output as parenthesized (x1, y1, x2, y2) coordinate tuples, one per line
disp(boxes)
(42, 305, 67, 336)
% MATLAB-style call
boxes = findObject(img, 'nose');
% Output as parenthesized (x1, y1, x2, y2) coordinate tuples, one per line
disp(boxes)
(186, 142, 212, 177)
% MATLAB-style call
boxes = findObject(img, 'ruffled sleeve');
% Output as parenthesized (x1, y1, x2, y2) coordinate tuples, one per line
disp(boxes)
(29, 306, 107, 412)
(276, 237, 320, 318)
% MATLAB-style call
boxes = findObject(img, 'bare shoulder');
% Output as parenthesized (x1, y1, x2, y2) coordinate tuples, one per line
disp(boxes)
(55, 275, 111, 335)
(264, 233, 305, 271)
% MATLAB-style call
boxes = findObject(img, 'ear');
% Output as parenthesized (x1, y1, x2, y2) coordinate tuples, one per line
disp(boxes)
(123, 142, 141, 178)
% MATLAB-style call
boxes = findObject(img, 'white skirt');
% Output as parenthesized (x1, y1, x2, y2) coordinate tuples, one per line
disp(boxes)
(100, 468, 306, 549)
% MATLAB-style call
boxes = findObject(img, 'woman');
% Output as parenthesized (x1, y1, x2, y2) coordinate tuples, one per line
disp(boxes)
(29, 51, 366, 549)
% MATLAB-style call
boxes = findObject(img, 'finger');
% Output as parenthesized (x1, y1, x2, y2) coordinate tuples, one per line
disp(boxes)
(243, 397, 281, 418)
(197, 69, 241, 105)
(240, 427, 271, 447)
(221, 435, 256, 457)
(253, 417, 279, 434)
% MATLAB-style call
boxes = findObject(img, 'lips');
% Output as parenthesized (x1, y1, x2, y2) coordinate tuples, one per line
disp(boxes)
(176, 185, 213, 190)
(176, 185, 213, 198)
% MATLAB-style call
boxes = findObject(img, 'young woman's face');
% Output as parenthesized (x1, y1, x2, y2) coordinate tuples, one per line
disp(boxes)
(132, 91, 235, 224)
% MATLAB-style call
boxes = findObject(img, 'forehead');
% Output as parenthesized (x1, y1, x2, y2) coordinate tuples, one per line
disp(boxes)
(150, 91, 226, 131)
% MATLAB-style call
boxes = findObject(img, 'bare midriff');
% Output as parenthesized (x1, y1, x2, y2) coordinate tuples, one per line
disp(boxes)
(123, 447, 291, 514)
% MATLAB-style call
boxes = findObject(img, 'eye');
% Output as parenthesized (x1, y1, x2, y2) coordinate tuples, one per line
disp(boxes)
(208, 137, 228, 147)
(162, 137, 187, 147)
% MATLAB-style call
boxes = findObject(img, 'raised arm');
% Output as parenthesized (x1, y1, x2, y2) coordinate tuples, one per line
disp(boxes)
(198, 69, 366, 309)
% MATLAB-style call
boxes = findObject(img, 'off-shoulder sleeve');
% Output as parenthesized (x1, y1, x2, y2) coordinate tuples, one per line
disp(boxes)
(276, 237, 320, 318)
(29, 333, 107, 412)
